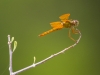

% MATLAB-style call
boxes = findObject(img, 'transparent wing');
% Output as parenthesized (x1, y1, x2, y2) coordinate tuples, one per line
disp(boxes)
(59, 13, 70, 22)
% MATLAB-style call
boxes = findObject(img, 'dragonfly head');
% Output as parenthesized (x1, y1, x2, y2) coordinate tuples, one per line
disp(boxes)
(71, 20, 79, 27)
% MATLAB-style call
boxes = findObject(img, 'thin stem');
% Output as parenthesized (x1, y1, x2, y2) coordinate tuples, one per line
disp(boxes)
(12, 29, 81, 75)
(8, 35, 14, 75)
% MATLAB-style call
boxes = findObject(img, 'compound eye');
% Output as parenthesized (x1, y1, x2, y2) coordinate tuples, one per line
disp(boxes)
(74, 20, 79, 27)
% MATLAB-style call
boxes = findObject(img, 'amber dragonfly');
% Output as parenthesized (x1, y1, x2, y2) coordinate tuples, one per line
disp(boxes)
(39, 13, 79, 41)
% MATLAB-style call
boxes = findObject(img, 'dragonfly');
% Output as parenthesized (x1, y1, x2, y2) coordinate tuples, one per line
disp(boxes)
(39, 13, 79, 41)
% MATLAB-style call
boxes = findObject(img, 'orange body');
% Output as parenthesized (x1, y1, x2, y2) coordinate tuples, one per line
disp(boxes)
(39, 21, 64, 36)
(39, 13, 79, 41)
(39, 27, 61, 36)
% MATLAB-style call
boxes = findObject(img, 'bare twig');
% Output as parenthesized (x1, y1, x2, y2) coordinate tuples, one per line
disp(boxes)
(8, 35, 14, 75)
(8, 30, 81, 75)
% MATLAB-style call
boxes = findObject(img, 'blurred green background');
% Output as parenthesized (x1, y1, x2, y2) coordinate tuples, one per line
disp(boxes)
(0, 0, 100, 75)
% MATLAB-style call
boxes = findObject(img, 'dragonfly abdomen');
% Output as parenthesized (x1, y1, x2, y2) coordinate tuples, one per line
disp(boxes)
(39, 28, 60, 37)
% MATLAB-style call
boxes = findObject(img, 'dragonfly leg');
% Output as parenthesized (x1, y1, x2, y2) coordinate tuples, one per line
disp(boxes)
(74, 30, 79, 34)
(72, 28, 79, 34)
(68, 29, 76, 42)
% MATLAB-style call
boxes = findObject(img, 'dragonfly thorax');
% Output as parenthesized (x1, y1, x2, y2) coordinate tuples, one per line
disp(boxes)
(70, 20, 79, 27)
